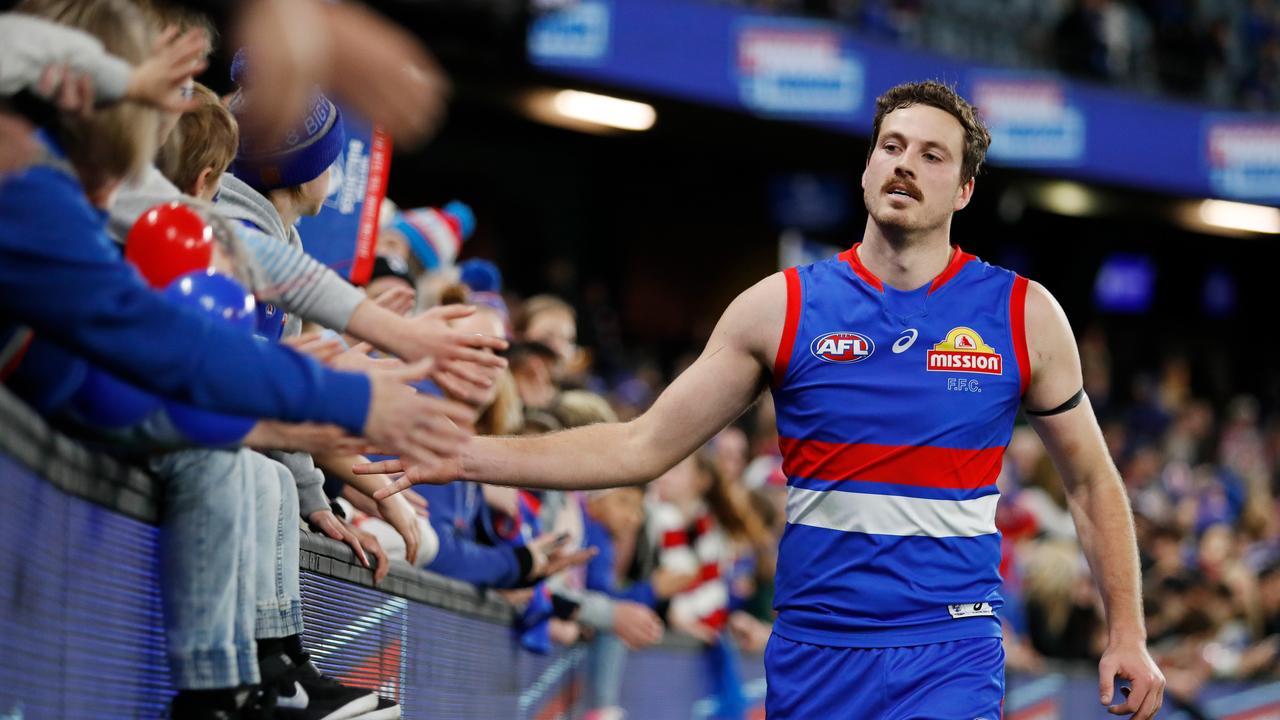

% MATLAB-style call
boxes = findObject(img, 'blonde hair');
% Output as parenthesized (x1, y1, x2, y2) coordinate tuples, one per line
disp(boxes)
(516, 294, 576, 335)
(158, 83, 238, 195)
(17, 0, 159, 187)
(1023, 540, 1080, 637)
(553, 390, 618, 429)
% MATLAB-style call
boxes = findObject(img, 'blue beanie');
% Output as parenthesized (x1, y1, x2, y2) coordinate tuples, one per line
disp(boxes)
(459, 258, 503, 293)
(227, 50, 345, 192)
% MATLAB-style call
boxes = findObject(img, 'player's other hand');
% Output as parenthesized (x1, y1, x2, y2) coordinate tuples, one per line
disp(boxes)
(359, 457, 461, 498)
(1099, 639, 1165, 719)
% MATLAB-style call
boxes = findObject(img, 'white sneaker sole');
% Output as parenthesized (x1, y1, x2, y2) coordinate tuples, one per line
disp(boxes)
(318, 693, 380, 720)
(350, 703, 402, 720)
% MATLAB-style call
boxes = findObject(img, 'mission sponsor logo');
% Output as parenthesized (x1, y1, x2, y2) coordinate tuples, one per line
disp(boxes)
(926, 327, 1002, 375)
(810, 331, 874, 363)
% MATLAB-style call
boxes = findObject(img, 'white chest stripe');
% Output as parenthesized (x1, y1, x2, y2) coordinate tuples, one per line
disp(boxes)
(786, 486, 999, 538)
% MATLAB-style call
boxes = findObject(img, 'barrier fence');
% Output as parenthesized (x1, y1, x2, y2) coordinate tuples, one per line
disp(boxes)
(2, 387, 1279, 719)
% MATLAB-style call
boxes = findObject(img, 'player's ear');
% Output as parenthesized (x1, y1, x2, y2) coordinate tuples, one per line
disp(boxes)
(953, 177, 975, 212)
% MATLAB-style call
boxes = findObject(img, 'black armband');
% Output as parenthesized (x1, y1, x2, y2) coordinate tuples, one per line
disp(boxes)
(1026, 388, 1085, 417)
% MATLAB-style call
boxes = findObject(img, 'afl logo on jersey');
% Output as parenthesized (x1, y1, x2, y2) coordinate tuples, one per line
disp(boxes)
(810, 331, 875, 363)
(926, 327, 1002, 375)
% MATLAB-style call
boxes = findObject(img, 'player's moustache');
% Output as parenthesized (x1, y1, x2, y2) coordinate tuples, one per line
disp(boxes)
(882, 177, 922, 201)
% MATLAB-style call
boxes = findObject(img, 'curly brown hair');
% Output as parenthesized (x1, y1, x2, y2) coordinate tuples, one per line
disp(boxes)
(868, 80, 992, 184)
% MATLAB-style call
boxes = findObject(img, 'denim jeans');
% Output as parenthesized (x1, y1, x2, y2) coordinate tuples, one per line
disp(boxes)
(151, 449, 306, 689)
(253, 454, 303, 639)
(152, 448, 258, 690)
(585, 631, 629, 709)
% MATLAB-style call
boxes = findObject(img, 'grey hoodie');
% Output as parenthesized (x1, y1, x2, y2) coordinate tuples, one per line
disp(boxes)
(213, 173, 366, 337)
(0, 13, 131, 103)
(109, 168, 367, 336)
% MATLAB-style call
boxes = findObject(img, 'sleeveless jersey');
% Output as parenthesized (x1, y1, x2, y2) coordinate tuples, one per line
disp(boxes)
(769, 243, 1030, 648)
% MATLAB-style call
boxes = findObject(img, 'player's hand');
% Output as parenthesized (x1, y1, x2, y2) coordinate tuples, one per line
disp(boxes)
(126, 26, 208, 112)
(612, 601, 664, 650)
(360, 457, 463, 498)
(1099, 639, 1165, 719)
(362, 363, 476, 471)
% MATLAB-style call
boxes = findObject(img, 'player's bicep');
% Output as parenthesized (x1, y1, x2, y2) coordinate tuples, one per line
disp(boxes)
(1028, 395, 1114, 493)
(632, 275, 781, 463)
(1022, 281, 1084, 414)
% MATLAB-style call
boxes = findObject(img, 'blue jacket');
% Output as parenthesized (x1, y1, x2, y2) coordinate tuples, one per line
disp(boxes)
(0, 141, 369, 432)
(414, 482, 523, 588)
(584, 516, 657, 607)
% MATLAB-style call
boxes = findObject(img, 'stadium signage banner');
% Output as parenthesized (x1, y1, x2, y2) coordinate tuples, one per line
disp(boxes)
(735, 21, 864, 115)
(296, 107, 390, 286)
(1206, 119, 1280, 201)
(971, 74, 1085, 165)
(528, 0, 612, 64)
(529, 0, 1280, 204)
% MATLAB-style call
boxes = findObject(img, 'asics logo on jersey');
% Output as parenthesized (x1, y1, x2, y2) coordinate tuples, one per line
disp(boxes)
(810, 332, 874, 363)
(892, 328, 918, 354)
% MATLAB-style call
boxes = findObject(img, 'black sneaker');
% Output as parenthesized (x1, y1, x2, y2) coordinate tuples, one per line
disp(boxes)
(274, 657, 379, 720)
(169, 687, 268, 720)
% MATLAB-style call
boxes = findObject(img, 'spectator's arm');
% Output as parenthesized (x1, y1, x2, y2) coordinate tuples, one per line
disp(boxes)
(267, 450, 330, 518)
(236, 225, 367, 333)
(0, 167, 370, 432)
(0, 14, 131, 101)
(423, 517, 524, 587)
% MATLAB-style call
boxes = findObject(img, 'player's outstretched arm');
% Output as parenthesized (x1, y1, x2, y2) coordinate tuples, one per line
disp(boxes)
(365, 273, 785, 497)
(1022, 281, 1165, 720)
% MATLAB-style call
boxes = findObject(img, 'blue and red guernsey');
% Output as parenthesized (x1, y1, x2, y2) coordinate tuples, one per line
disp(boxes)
(769, 243, 1030, 648)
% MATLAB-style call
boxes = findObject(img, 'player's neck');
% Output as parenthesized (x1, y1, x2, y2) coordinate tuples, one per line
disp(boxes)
(858, 221, 954, 292)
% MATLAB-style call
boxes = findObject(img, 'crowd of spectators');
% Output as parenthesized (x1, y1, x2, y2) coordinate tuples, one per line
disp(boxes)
(3, 0, 1279, 718)
(711, 0, 1280, 110)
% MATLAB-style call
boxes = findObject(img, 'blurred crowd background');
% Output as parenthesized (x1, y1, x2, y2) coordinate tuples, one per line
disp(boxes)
(713, 0, 1280, 109)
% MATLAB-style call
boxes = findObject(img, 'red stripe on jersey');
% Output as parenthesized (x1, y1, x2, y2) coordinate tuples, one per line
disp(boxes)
(778, 439, 1004, 489)
(698, 563, 721, 582)
(773, 267, 802, 387)
(928, 246, 975, 294)
(1010, 275, 1030, 396)
(838, 243, 885, 292)
(662, 529, 689, 548)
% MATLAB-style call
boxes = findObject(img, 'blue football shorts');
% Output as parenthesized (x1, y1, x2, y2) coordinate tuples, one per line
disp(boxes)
(764, 633, 1004, 719)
